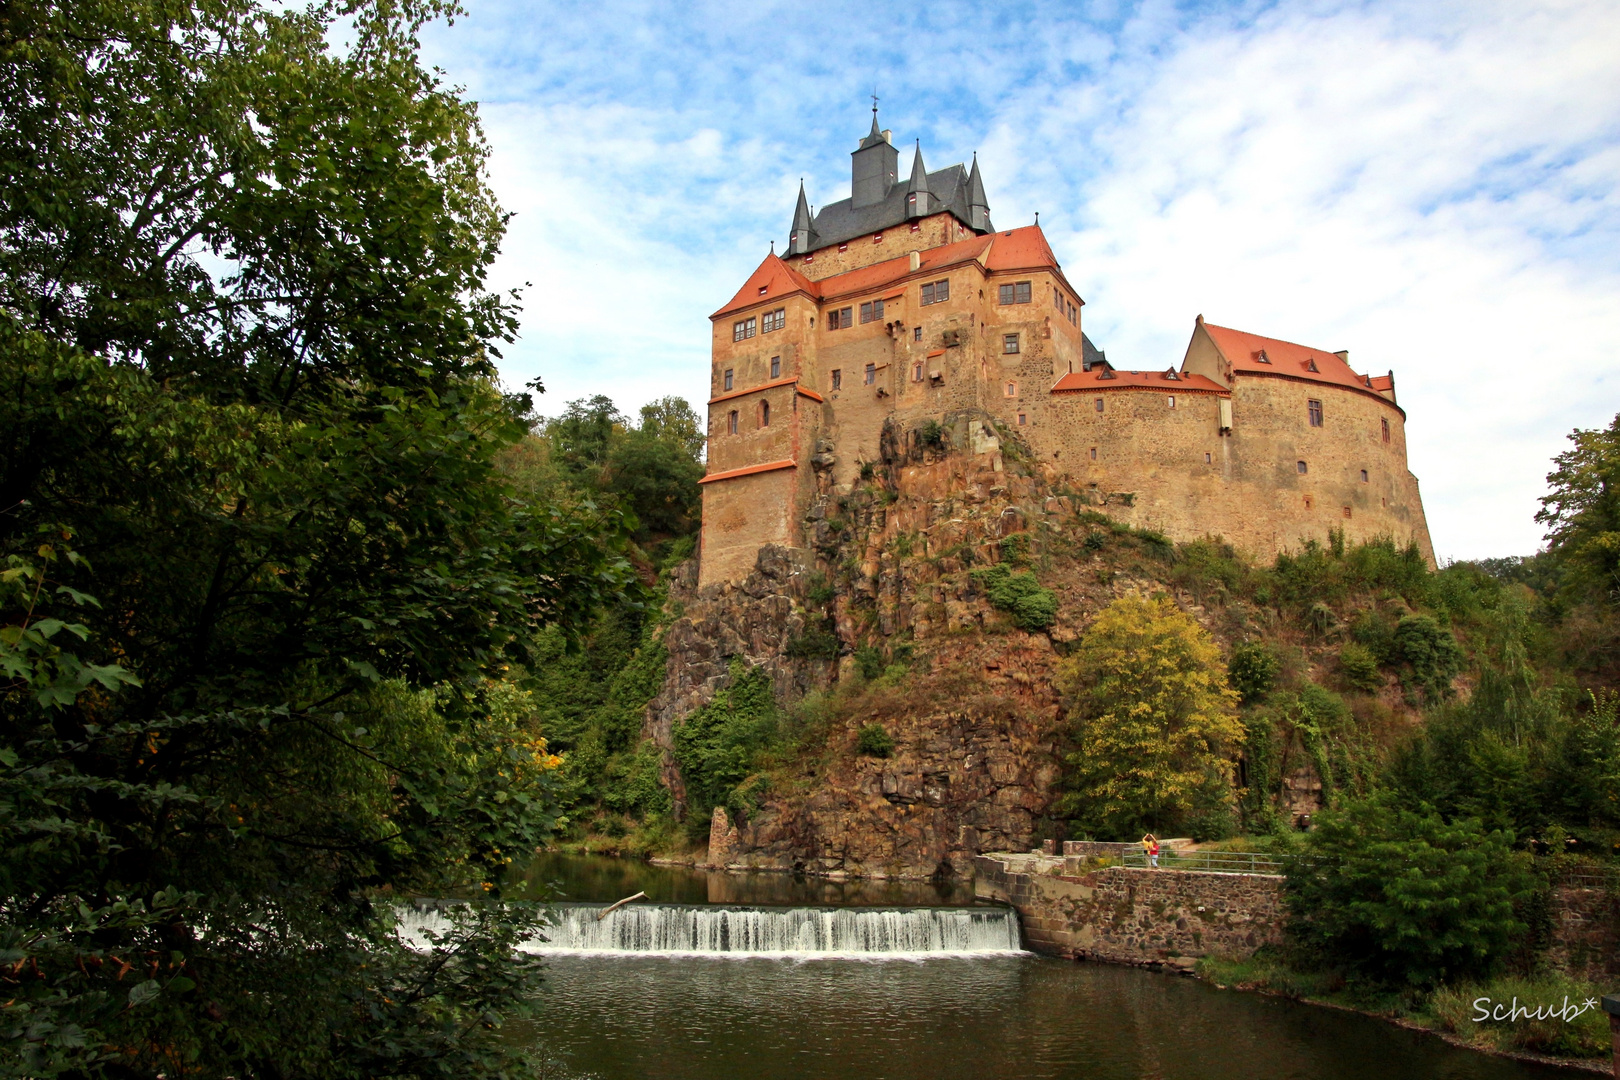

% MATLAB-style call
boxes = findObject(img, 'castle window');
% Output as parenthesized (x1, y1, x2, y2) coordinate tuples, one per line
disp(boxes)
(998, 281, 1032, 305)
(913, 326, 922, 341)
(831, 369, 842, 391)
(827, 307, 853, 330)
(733, 317, 756, 342)
(864, 363, 875, 385)
(1090, 447, 1098, 460)
(859, 299, 885, 323)
(1308, 399, 1324, 427)
(1360, 469, 1368, 482)
(1205, 452, 1212, 463)
(728, 410, 738, 435)
(921, 279, 950, 305)
(1167, 395, 1176, 409)
(1343, 506, 1352, 519)
(763, 308, 786, 333)
(771, 356, 781, 378)
(1382, 418, 1391, 443)
(1297, 460, 1308, 474)
(913, 362, 924, 382)
(759, 400, 770, 427)
(1095, 398, 1104, 413)
(1004, 381, 1017, 397)
(1304, 495, 1313, 509)
(1003, 334, 1020, 354)
(724, 369, 734, 392)
(1018, 413, 1027, 426)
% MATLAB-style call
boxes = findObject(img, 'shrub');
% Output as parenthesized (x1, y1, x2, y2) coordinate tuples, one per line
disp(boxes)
(1338, 641, 1383, 693)
(1431, 975, 1613, 1058)
(917, 420, 945, 449)
(785, 627, 839, 659)
(671, 659, 778, 820)
(1393, 614, 1464, 703)
(854, 644, 886, 680)
(855, 723, 895, 758)
(1285, 793, 1535, 988)
(972, 563, 1059, 631)
(1228, 641, 1280, 703)
(1055, 594, 1243, 837)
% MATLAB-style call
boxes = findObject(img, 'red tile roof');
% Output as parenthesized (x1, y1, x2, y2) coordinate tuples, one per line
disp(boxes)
(983, 225, 1063, 273)
(1052, 369, 1229, 395)
(708, 374, 799, 405)
(698, 458, 797, 485)
(712, 254, 821, 319)
(1201, 321, 1391, 400)
(816, 234, 995, 301)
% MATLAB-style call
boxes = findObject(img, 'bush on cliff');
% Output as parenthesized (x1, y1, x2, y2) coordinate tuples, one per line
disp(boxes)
(855, 723, 895, 758)
(672, 660, 779, 824)
(1285, 793, 1535, 988)
(972, 563, 1058, 631)
(1055, 594, 1244, 838)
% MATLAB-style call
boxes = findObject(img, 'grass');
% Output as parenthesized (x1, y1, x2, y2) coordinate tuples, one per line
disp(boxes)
(1197, 952, 1613, 1062)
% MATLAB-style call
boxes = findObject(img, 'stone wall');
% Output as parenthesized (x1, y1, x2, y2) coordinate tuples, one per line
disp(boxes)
(1545, 883, 1620, 982)
(974, 852, 1286, 969)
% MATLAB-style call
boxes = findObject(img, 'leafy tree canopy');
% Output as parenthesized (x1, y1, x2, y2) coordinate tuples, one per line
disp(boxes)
(0, 0, 636, 1074)
(1537, 414, 1620, 609)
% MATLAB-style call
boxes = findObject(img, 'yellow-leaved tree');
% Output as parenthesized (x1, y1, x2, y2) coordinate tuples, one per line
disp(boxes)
(1055, 593, 1244, 839)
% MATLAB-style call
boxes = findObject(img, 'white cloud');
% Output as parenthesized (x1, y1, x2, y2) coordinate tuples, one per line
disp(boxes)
(424, 0, 1620, 558)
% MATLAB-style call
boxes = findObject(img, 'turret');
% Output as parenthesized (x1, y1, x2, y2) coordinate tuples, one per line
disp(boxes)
(905, 141, 931, 218)
(786, 180, 816, 256)
(967, 153, 991, 232)
(850, 110, 898, 209)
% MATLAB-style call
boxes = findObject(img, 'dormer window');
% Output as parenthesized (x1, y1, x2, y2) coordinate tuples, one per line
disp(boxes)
(1256, 349, 1271, 364)
(873, 232, 883, 243)
(838, 243, 848, 252)
(758, 285, 768, 296)
(910, 222, 920, 233)
(1306, 358, 1320, 372)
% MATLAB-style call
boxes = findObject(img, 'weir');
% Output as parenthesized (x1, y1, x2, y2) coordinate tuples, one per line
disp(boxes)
(402, 903, 1023, 958)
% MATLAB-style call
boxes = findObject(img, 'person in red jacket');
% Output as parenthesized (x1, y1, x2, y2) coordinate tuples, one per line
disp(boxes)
(1142, 833, 1160, 868)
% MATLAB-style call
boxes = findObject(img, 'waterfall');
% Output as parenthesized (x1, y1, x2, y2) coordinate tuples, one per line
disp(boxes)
(400, 903, 1023, 958)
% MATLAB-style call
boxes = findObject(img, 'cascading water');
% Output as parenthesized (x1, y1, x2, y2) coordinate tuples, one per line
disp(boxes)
(400, 903, 1023, 958)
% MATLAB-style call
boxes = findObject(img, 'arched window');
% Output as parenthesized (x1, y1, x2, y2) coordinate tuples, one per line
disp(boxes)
(759, 400, 770, 427)
(728, 410, 738, 435)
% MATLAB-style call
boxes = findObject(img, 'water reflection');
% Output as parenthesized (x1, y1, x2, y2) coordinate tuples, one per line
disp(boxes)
(521, 955, 1572, 1080)
(509, 852, 978, 907)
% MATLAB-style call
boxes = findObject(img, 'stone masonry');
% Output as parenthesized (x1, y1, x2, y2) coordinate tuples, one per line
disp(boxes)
(974, 852, 1287, 969)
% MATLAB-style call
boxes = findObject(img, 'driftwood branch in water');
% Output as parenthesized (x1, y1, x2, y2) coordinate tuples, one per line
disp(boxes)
(596, 891, 648, 920)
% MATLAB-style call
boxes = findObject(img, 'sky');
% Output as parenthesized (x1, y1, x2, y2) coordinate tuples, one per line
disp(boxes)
(417, 0, 1620, 562)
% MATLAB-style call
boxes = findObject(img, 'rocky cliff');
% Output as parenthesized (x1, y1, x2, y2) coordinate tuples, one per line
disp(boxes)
(642, 411, 1235, 880)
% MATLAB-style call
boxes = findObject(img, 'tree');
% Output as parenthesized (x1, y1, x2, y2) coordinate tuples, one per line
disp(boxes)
(607, 397, 704, 539)
(1285, 794, 1535, 987)
(1054, 594, 1243, 838)
(0, 1, 635, 1074)
(1537, 413, 1620, 608)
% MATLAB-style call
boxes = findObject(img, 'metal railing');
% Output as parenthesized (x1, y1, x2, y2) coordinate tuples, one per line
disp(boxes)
(1112, 849, 1290, 875)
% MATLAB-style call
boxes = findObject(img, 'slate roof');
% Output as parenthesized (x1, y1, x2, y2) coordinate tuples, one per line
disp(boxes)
(799, 164, 986, 251)
(1081, 333, 1107, 370)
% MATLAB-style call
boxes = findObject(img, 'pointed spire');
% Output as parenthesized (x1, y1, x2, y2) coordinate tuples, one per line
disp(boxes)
(905, 140, 931, 218)
(967, 153, 991, 232)
(787, 179, 817, 256)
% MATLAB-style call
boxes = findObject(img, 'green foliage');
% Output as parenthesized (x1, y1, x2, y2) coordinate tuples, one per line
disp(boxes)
(1055, 594, 1243, 837)
(1338, 642, 1384, 693)
(1285, 794, 1536, 988)
(1392, 615, 1465, 703)
(1227, 641, 1280, 703)
(785, 627, 840, 660)
(855, 723, 895, 758)
(998, 531, 1031, 566)
(854, 644, 886, 680)
(1536, 413, 1620, 609)
(1431, 974, 1614, 1058)
(671, 660, 778, 822)
(917, 420, 945, 449)
(972, 563, 1058, 631)
(0, 2, 638, 1073)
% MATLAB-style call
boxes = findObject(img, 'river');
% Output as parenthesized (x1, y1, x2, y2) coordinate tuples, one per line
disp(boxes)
(481, 855, 1578, 1080)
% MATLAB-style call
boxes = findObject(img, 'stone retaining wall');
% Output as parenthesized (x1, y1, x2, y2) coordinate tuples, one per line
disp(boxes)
(974, 852, 1285, 970)
(1546, 884, 1620, 982)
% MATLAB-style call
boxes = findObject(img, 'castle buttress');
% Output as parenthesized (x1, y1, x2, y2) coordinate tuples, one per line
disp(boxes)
(697, 113, 1433, 585)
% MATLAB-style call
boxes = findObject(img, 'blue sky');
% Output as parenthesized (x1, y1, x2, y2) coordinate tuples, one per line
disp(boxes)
(419, 0, 1620, 560)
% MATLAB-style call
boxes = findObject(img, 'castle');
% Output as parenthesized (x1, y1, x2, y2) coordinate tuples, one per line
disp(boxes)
(698, 112, 1434, 585)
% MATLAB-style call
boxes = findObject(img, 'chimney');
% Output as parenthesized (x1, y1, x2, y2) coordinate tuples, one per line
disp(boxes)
(1334, 350, 1349, 363)
(909, 250, 921, 271)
